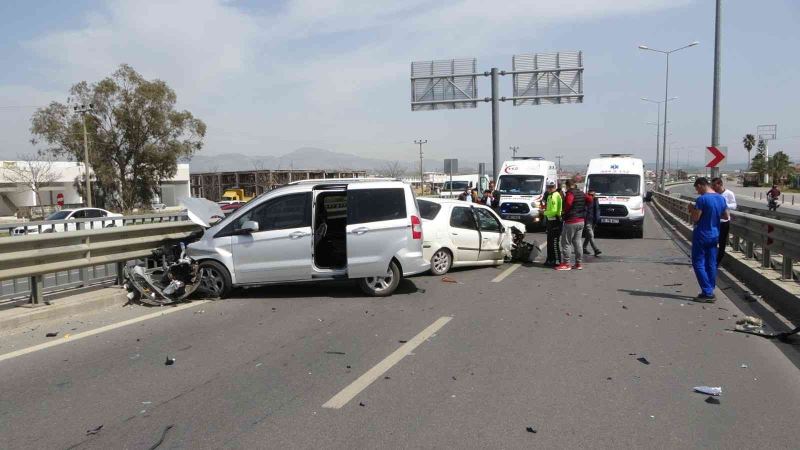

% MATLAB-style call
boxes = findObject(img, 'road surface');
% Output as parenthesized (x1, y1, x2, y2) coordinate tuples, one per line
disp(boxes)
(1, 206, 799, 449)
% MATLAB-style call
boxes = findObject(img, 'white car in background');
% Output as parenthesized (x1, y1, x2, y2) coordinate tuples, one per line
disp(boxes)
(12, 208, 123, 235)
(418, 198, 526, 275)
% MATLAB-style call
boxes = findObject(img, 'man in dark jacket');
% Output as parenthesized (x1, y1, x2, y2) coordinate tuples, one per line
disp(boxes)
(559, 180, 586, 270)
(582, 189, 602, 256)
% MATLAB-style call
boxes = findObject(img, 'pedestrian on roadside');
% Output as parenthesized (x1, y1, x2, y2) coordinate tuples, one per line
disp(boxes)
(688, 177, 730, 302)
(470, 189, 481, 203)
(711, 177, 736, 265)
(558, 180, 587, 270)
(481, 189, 494, 206)
(488, 181, 500, 208)
(582, 189, 602, 257)
(458, 183, 472, 202)
(543, 181, 563, 267)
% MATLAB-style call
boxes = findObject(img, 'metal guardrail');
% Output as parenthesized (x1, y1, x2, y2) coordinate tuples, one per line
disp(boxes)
(654, 192, 800, 281)
(0, 212, 188, 236)
(673, 192, 800, 225)
(0, 221, 201, 305)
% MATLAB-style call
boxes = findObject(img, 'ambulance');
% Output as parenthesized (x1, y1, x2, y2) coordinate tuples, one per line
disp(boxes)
(584, 154, 646, 238)
(496, 157, 558, 228)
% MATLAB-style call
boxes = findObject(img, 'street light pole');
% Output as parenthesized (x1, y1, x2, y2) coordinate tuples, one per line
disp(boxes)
(74, 103, 94, 207)
(710, 0, 722, 179)
(639, 41, 699, 191)
(642, 97, 676, 188)
(414, 139, 427, 193)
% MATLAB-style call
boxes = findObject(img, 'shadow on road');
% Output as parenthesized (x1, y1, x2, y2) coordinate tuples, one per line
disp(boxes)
(618, 288, 696, 302)
(232, 278, 422, 299)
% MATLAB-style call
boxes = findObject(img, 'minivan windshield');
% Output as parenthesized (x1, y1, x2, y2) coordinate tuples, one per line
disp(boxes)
(442, 181, 470, 191)
(497, 175, 544, 196)
(586, 174, 641, 196)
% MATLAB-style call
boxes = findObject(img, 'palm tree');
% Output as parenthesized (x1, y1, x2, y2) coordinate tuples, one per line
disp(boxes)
(742, 134, 756, 170)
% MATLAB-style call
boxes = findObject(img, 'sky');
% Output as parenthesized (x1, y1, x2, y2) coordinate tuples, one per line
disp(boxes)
(0, 0, 798, 168)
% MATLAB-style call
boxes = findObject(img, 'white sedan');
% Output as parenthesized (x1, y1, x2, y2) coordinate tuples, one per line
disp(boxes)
(12, 208, 123, 236)
(418, 198, 526, 275)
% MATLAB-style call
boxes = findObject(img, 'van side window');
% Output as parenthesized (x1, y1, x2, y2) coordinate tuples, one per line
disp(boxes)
(450, 207, 477, 230)
(348, 189, 406, 224)
(232, 193, 310, 232)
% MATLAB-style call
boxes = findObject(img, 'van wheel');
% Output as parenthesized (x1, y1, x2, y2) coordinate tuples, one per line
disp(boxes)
(198, 260, 232, 298)
(430, 249, 452, 275)
(359, 261, 401, 297)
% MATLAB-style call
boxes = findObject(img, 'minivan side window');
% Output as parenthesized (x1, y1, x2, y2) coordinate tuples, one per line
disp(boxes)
(450, 207, 477, 230)
(348, 188, 406, 224)
(475, 208, 501, 232)
(230, 193, 311, 233)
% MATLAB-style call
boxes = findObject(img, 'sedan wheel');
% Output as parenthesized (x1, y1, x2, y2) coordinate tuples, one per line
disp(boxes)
(430, 249, 452, 275)
(198, 260, 232, 298)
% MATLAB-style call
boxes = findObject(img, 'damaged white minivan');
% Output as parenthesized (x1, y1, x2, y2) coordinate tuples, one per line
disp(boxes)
(186, 179, 430, 297)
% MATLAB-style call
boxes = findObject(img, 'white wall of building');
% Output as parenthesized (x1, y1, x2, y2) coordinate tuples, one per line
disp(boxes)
(0, 162, 190, 216)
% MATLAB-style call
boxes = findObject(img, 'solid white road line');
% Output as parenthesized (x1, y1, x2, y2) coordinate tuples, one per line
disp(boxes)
(322, 316, 453, 409)
(0, 300, 210, 363)
(492, 263, 521, 283)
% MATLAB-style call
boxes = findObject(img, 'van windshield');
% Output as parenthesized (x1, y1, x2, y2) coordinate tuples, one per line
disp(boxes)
(586, 174, 641, 196)
(497, 175, 544, 195)
(442, 181, 470, 191)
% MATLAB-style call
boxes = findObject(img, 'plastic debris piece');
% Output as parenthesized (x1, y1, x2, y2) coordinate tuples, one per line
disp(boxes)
(384, 376, 391, 380)
(705, 396, 721, 405)
(452, 376, 457, 381)
(346, 365, 351, 369)
(637, 357, 650, 365)
(165, 356, 176, 366)
(606, 377, 613, 380)
(325, 351, 346, 355)
(45, 332, 59, 338)
(740, 363, 749, 369)
(694, 386, 722, 396)
(622, 305, 628, 310)
(255, 362, 263, 367)
(359, 402, 365, 407)
(526, 426, 537, 434)
(441, 276, 458, 283)
(628, 353, 637, 356)
(398, 340, 408, 344)
(736, 316, 764, 327)
(86, 425, 103, 435)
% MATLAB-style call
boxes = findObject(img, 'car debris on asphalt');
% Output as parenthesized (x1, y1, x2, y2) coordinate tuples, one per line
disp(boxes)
(636, 357, 650, 365)
(694, 386, 722, 396)
(86, 425, 103, 435)
(45, 332, 59, 338)
(165, 356, 176, 366)
(525, 426, 537, 434)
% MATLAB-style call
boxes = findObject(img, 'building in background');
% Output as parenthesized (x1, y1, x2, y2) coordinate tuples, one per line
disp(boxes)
(190, 169, 366, 201)
(0, 161, 190, 217)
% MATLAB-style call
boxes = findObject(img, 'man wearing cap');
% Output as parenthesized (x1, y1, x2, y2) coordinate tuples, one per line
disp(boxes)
(543, 181, 563, 267)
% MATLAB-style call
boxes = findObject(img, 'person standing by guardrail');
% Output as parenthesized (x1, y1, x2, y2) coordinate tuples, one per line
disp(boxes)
(711, 178, 736, 265)
(688, 177, 730, 302)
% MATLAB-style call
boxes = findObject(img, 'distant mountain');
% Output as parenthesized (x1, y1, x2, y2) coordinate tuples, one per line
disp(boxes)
(187, 147, 484, 174)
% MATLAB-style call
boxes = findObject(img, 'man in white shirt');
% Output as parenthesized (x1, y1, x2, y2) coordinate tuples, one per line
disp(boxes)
(712, 178, 737, 265)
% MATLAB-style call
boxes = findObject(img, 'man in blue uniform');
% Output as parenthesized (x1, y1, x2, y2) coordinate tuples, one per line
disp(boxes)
(688, 177, 730, 302)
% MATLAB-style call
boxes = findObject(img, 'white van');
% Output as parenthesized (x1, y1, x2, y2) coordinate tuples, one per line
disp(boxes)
(186, 179, 430, 297)
(495, 157, 558, 228)
(584, 154, 646, 238)
(438, 174, 490, 198)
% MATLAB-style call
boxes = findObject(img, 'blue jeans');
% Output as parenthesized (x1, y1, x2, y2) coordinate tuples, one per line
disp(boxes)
(692, 237, 719, 297)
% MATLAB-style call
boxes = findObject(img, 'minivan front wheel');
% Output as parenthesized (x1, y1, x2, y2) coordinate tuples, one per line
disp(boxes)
(359, 261, 401, 297)
(198, 260, 232, 298)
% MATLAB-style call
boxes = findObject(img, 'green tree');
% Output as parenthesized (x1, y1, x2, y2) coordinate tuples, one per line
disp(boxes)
(30, 64, 206, 210)
(742, 133, 756, 170)
(767, 151, 794, 184)
(750, 139, 767, 179)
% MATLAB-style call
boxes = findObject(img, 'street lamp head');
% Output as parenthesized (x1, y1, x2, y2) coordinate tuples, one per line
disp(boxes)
(689, 41, 699, 47)
(638, 45, 649, 50)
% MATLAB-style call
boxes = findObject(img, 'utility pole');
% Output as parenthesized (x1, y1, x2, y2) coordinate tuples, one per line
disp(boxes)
(509, 146, 519, 158)
(414, 139, 427, 193)
(710, 0, 722, 179)
(74, 103, 94, 207)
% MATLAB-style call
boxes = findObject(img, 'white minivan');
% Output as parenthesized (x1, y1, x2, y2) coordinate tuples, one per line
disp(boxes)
(584, 154, 646, 238)
(186, 179, 430, 297)
(438, 174, 490, 198)
(495, 157, 558, 228)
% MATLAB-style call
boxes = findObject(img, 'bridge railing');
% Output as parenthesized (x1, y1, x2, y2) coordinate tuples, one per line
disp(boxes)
(1, 211, 189, 237)
(0, 221, 201, 306)
(653, 192, 800, 281)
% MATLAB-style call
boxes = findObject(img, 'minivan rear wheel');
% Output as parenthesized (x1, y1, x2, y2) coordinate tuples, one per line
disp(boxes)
(198, 260, 232, 298)
(359, 260, 401, 297)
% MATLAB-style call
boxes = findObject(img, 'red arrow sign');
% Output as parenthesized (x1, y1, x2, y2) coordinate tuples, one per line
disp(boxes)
(706, 146, 725, 168)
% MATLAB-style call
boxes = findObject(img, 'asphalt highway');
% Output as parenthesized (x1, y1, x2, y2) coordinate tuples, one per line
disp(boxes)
(1, 206, 799, 449)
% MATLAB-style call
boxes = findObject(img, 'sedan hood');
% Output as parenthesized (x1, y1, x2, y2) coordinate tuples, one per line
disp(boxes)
(181, 197, 225, 228)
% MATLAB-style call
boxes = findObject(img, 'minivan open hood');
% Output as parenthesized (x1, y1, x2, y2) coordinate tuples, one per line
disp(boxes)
(181, 197, 225, 228)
